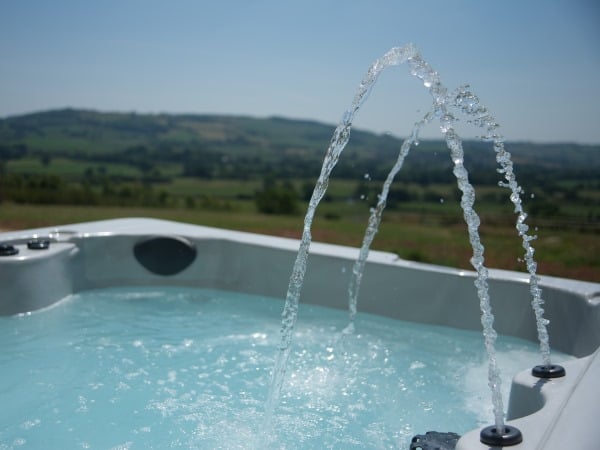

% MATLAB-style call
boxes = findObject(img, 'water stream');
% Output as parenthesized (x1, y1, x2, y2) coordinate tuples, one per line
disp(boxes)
(267, 43, 553, 434)
(265, 44, 419, 418)
(343, 109, 434, 334)
(450, 86, 552, 366)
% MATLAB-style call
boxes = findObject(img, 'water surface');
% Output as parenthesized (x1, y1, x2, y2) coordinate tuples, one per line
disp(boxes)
(0, 287, 570, 449)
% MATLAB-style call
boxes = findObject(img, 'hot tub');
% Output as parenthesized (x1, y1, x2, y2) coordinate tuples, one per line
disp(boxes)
(1, 217, 598, 449)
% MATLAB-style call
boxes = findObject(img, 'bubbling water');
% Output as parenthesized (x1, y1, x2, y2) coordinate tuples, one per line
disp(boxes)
(267, 43, 554, 435)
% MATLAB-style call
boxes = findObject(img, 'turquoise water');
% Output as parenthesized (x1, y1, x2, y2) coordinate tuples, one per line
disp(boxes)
(0, 287, 570, 449)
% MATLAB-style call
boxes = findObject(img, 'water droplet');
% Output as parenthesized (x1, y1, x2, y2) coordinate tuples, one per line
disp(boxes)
(439, 113, 455, 133)
(530, 193, 535, 199)
(439, 198, 444, 204)
(364, 173, 371, 180)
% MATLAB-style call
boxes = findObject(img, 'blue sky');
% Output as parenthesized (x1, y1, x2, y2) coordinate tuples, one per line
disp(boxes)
(1, 0, 599, 143)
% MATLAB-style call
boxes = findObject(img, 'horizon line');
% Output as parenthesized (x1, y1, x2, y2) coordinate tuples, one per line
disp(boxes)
(2, 106, 599, 147)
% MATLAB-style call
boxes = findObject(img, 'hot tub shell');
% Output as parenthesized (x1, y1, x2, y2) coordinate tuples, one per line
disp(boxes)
(1, 218, 598, 449)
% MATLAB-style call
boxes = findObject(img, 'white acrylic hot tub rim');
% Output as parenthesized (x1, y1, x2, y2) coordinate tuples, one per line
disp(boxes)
(0, 217, 598, 450)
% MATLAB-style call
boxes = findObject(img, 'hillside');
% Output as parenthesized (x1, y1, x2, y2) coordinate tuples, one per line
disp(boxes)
(1, 109, 598, 182)
(0, 108, 597, 195)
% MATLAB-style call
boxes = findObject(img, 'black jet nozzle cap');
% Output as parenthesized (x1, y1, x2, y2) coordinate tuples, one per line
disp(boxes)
(480, 425, 523, 446)
(27, 239, 51, 250)
(0, 243, 19, 256)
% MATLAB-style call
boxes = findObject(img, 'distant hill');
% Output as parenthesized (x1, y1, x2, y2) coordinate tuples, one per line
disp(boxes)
(1, 108, 598, 184)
